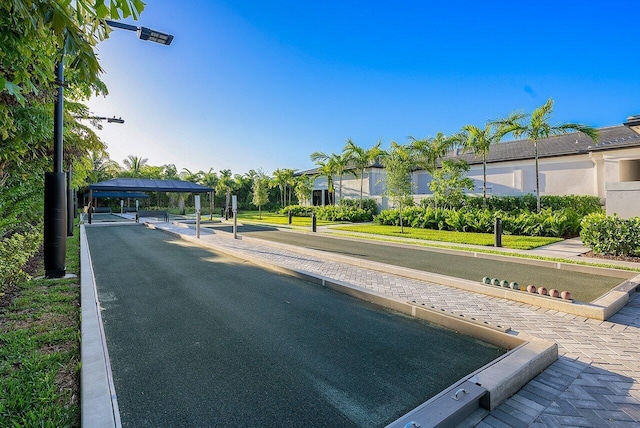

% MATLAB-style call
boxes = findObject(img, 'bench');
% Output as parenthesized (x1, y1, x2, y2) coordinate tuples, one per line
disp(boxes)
(137, 210, 169, 222)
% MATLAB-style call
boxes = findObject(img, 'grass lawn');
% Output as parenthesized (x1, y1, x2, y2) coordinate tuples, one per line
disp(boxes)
(0, 225, 80, 426)
(333, 224, 562, 250)
(236, 211, 341, 227)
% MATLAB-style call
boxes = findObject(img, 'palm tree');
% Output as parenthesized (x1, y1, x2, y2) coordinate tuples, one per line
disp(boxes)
(310, 151, 349, 204)
(493, 98, 599, 211)
(408, 132, 459, 176)
(200, 168, 218, 219)
(271, 168, 289, 207)
(216, 169, 234, 212)
(122, 155, 148, 177)
(283, 168, 297, 206)
(312, 160, 336, 205)
(461, 123, 511, 206)
(87, 150, 119, 183)
(343, 139, 383, 208)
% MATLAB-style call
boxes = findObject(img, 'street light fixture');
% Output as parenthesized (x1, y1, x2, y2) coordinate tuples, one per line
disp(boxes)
(105, 20, 174, 45)
(44, 21, 174, 278)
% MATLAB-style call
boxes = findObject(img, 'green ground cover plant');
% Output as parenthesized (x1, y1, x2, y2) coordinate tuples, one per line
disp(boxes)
(334, 224, 561, 250)
(0, 225, 80, 427)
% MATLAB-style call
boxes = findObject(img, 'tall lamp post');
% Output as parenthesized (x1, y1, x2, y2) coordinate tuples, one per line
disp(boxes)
(44, 21, 173, 278)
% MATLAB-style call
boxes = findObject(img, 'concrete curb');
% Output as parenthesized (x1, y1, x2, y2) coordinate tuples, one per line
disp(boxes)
(80, 225, 121, 428)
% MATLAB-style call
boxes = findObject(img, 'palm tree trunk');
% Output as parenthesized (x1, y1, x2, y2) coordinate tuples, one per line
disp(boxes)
(359, 168, 364, 208)
(210, 191, 214, 220)
(483, 154, 487, 208)
(535, 142, 540, 212)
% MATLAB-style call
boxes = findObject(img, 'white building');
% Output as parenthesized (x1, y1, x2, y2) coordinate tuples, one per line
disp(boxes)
(304, 120, 640, 218)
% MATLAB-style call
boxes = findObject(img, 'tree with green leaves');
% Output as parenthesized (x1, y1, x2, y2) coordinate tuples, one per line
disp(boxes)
(294, 174, 313, 206)
(1, 1, 145, 138)
(122, 155, 148, 177)
(381, 142, 413, 233)
(461, 122, 511, 206)
(200, 169, 219, 218)
(493, 98, 599, 211)
(343, 139, 383, 208)
(311, 160, 336, 206)
(271, 168, 288, 208)
(217, 169, 235, 212)
(429, 160, 475, 209)
(271, 168, 296, 207)
(310, 151, 350, 204)
(86, 150, 119, 184)
(251, 170, 270, 219)
(408, 132, 460, 176)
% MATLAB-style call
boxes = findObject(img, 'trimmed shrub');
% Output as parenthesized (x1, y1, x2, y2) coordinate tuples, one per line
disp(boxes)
(281, 205, 315, 217)
(580, 213, 640, 257)
(339, 198, 378, 215)
(0, 224, 43, 292)
(462, 194, 601, 215)
(316, 205, 373, 222)
(375, 206, 583, 237)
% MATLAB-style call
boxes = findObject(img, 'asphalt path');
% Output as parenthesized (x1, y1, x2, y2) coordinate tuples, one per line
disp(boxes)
(86, 225, 504, 427)
(203, 223, 630, 303)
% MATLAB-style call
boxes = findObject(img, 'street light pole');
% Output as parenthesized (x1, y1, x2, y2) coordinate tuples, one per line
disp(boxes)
(43, 20, 173, 278)
(43, 61, 67, 277)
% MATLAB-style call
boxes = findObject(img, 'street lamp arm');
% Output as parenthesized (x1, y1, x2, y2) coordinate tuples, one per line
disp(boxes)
(105, 20, 174, 45)
(73, 115, 125, 124)
(104, 20, 138, 32)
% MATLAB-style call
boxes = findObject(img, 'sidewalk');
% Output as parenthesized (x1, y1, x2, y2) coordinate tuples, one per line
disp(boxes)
(148, 220, 640, 427)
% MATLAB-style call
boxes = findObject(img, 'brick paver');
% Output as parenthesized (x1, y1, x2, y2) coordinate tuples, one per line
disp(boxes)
(153, 222, 640, 427)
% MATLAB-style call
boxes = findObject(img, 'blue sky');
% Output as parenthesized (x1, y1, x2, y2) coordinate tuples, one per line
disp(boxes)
(87, 0, 640, 176)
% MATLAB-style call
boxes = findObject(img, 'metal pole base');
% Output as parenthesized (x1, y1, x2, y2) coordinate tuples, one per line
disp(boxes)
(44, 172, 67, 278)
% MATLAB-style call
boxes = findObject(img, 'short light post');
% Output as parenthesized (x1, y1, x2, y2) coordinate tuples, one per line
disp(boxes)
(44, 21, 173, 278)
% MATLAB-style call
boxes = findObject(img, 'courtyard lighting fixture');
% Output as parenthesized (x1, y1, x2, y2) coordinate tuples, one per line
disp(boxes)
(44, 21, 174, 278)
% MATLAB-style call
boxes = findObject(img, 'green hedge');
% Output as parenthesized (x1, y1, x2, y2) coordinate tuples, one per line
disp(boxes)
(375, 207, 584, 238)
(454, 195, 602, 215)
(281, 205, 315, 217)
(315, 205, 372, 222)
(281, 199, 377, 222)
(337, 198, 379, 215)
(0, 224, 43, 292)
(580, 213, 640, 257)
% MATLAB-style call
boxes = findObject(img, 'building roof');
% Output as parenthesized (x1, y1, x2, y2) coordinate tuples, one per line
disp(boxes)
(297, 124, 640, 175)
(451, 125, 640, 165)
(89, 178, 213, 193)
(83, 191, 150, 199)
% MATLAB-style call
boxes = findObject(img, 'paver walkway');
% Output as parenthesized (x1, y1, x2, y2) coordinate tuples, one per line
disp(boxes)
(149, 220, 640, 427)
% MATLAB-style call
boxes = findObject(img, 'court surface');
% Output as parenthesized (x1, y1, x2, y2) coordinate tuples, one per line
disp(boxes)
(86, 225, 504, 427)
(201, 223, 630, 303)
